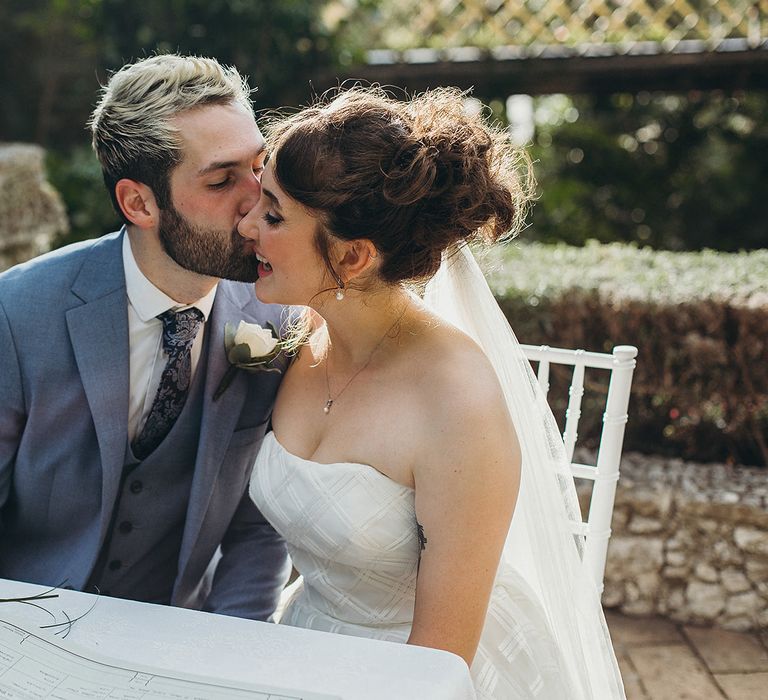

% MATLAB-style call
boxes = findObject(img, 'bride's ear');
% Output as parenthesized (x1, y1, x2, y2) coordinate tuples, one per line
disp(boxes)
(336, 239, 379, 282)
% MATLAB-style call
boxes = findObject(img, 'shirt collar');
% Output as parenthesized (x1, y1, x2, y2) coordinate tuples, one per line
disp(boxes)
(122, 231, 217, 323)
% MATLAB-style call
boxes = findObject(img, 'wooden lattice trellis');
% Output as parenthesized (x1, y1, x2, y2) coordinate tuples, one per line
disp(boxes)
(327, 0, 767, 51)
(316, 0, 768, 95)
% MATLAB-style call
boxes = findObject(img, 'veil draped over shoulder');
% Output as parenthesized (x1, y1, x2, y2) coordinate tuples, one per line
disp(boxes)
(424, 244, 626, 699)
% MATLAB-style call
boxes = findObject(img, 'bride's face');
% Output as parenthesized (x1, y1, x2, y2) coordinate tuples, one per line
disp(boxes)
(237, 162, 334, 306)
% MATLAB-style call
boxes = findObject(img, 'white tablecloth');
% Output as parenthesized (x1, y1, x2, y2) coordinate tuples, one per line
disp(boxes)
(0, 578, 476, 700)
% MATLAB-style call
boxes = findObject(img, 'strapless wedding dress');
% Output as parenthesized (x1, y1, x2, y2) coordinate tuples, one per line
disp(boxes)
(250, 431, 571, 699)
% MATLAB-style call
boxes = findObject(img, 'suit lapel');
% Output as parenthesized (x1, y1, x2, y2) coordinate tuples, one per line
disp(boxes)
(178, 282, 249, 568)
(66, 231, 130, 543)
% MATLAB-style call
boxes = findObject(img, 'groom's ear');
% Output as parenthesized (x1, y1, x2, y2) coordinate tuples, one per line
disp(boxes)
(337, 239, 379, 281)
(115, 179, 159, 229)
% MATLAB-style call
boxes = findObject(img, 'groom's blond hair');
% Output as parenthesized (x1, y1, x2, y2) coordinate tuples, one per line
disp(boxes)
(89, 54, 254, 221)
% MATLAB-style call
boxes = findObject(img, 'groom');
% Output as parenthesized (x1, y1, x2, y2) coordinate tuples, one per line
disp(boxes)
(0, 55, 289, 619)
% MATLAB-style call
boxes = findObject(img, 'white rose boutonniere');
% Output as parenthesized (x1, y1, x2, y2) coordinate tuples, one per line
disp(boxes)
(213, 320, 286, 401)
(234, 320, 279, 357)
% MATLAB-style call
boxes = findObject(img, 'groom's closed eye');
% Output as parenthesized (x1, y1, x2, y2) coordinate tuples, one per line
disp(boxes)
(206, 165, 263, 191)
(199, 157, 265, 190)
(198, 160, 241, 177)
(209, 177, 233, 190)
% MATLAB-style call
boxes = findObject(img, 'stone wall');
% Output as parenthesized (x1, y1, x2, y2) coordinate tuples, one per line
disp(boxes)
(0, 143, 68, 271)
(592, 452, 768, 631)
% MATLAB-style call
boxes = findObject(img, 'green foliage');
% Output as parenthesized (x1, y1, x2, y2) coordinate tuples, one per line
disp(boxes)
(46, 146, 120, 246)
(96, 0, 334, 108)
(528, 91, 768, 252)
(484, 242, 768, 467)
(485, 240, 767, 306)
(1, 0, 336, 148)
(0, 0, 102, 146)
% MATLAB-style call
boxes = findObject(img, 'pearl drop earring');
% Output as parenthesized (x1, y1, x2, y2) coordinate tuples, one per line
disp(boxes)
(333, 271, 345, 301)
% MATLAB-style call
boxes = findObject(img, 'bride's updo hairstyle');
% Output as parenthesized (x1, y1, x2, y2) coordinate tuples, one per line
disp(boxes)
(266, 86, 533, 285)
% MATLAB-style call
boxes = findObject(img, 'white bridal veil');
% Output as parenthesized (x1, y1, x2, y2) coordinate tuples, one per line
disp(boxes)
(425, 244, 626, 699)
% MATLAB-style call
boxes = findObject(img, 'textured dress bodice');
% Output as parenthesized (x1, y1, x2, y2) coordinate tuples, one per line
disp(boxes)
(250, 432, 571, 699)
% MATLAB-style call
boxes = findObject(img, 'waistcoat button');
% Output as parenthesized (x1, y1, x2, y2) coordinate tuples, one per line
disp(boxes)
(130, 480, 143, 494)
(118, 521, 133, 534)
(108, 559, 122, 571)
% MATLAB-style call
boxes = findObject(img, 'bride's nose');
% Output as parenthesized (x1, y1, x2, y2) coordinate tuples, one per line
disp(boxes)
(238, 205, 259, 241)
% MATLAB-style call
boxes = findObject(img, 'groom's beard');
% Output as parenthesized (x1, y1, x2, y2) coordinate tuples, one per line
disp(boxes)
(158, 205, 260, 282)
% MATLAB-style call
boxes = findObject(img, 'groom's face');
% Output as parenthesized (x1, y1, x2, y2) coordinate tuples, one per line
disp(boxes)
(158, 102, 266, 281)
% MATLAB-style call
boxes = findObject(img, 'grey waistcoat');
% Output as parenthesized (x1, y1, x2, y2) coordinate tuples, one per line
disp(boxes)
(87, 354, 208, 604)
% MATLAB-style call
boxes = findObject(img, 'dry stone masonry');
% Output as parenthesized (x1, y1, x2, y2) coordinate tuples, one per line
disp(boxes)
(591, 451, 768, 632)
(0, 143, 67, 271)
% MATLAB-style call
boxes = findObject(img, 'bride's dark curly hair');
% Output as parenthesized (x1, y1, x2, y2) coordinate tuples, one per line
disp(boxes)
(265, 86, 534, 285)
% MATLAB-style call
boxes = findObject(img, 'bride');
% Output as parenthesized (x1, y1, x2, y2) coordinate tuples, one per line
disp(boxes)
(237, 86, 625, 699)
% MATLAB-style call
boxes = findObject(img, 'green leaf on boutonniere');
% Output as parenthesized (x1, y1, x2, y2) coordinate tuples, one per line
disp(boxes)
(228, 342, 256, 365)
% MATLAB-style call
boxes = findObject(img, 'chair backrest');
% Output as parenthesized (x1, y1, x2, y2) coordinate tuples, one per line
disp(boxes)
(520, 343, 638, 591)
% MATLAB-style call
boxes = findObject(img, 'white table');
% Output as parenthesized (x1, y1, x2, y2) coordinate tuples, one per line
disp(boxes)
(0, 578, 476, 700)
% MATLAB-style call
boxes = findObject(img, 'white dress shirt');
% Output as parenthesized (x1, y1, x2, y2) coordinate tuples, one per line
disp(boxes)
(123, 234, 217, 442)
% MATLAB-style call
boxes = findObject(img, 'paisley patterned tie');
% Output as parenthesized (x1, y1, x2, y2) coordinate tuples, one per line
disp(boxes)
(131, 307, 205, 460)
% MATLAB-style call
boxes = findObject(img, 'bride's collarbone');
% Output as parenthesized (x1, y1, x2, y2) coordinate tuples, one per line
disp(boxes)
(272, 399, 420, 489)
(279, 353, 422, 422)
(271, 342, 432, 485)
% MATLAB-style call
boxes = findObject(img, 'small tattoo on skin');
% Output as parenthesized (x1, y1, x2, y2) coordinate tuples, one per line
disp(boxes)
(417, 521, 427, 552)
(416, 520, 427, 573)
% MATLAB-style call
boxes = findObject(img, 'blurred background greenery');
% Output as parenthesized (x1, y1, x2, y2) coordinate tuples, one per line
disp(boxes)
(2, 0, 765, 252)
(1, 0, 766, 464)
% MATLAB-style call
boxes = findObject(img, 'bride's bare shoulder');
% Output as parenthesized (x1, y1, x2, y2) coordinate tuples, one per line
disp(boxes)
(408, 313, 508, 423)
(404, 312, 520, 482)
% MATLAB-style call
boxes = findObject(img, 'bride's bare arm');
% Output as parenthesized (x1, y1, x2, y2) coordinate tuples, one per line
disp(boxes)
(407, 357, 521, 666)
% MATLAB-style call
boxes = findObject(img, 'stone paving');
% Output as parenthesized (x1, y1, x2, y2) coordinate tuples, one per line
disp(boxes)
(606, 611, 768, 699)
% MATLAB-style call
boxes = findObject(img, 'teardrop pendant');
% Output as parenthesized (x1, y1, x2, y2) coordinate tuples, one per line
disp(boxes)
(323, 399, 334, 414)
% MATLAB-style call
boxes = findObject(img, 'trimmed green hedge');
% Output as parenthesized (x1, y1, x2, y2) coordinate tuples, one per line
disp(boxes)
(483, 241, 768, 467)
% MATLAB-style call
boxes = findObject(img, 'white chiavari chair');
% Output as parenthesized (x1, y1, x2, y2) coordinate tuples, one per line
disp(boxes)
(521, 343, 638, 591)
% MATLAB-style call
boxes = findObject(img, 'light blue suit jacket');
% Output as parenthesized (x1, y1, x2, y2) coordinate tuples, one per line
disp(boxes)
(0, 229, 289, 619)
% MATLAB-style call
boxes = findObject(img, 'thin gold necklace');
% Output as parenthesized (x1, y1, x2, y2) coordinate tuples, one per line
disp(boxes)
(323, 311, 405, 415)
